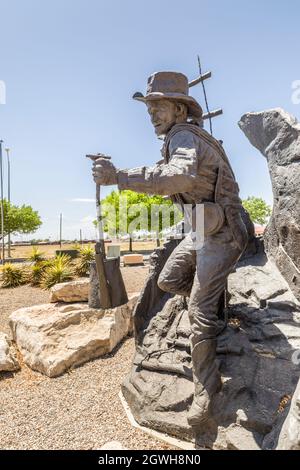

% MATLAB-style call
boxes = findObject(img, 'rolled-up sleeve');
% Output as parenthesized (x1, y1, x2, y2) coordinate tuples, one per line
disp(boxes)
(117, 130, 199, 196)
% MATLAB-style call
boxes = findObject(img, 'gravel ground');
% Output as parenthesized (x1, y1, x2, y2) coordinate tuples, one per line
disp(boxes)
(0, 285, 49, 335)
(120, 265, 149, 294)
(0, 266, 176, 450)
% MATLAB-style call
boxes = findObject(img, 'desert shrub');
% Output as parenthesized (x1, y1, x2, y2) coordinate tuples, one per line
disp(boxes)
(28, 246, 45, 263)
(75, 244, 95, 277)
(1, 263, 27, 288)
(41, 254, 74, 289)
(28, 260, 52, 286)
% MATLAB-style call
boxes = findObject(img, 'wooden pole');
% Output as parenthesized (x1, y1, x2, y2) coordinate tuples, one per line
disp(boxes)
(5, 148, 11, 258)
(95, 183, 112, 308)
(188, 71, 212, 88)
(59, 213, 63, 248)
(203, 108, 223, 121)
(0, 141, 5, 264)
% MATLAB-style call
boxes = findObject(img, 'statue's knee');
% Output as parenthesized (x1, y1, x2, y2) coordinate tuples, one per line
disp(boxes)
(158, 273, 174, 293)
(157, 273, 168, 292)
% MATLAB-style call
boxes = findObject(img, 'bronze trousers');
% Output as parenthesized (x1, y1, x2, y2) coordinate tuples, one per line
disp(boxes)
(158, 224, 244, 396)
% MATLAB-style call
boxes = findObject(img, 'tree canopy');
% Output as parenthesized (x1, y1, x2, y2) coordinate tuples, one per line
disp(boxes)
(242, 197, 272, 225)
(0, 199, 42, 240)
(99, 190, 182, 237)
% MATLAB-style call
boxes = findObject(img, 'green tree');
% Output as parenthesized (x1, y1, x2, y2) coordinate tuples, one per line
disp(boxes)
(0, 199, 42, 240)
(242, 197, 272, 225)
(99, 190, 182, 251)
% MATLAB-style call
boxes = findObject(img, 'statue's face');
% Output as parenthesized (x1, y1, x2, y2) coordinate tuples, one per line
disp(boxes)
(147, 100, 178, 137)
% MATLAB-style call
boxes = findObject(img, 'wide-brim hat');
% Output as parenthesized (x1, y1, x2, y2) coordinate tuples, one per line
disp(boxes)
(133, 71, 203, 119)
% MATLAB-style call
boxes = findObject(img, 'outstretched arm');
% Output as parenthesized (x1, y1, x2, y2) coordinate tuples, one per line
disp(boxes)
(93, 130, 199, 196)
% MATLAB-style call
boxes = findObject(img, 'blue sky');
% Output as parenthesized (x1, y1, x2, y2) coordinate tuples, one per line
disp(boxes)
(1, 0, 300, 240)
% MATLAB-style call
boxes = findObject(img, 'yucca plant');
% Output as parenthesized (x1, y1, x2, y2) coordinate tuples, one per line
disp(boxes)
(28, 246, 45, 263)
(1, 263, 26, 288)
(29, 260, 52, 286)
(41, 254, 74, 289)
(75, 244, 95, 277)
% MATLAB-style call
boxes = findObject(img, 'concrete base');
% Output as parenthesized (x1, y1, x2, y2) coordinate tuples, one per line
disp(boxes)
(119, 391, 196, 450)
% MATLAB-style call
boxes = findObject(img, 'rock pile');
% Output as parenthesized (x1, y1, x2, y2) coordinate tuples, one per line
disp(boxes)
(122, 247, 300, 449)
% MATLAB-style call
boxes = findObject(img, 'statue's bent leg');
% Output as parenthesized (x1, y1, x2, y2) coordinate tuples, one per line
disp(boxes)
(157, 234, 196, 297)
(187, 227, 243, 426)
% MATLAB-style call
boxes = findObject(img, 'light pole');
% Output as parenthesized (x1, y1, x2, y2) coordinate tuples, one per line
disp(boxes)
(5, 148, 11, 258)
(0, 140, 4, 264)
(59, 213, 63, 248)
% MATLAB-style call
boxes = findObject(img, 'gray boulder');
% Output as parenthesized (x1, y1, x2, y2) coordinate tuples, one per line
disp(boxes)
(239, 108, 300, 300)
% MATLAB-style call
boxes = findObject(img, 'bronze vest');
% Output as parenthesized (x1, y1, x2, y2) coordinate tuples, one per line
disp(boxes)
(163, 123, 248, 250)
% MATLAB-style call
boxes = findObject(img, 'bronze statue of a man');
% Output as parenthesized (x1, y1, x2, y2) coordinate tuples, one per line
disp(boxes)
(92, 71, 248, 425)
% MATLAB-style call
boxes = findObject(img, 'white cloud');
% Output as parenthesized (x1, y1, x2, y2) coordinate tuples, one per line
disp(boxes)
(80, 215, 95, 225)
(68, 198, 95, 203)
